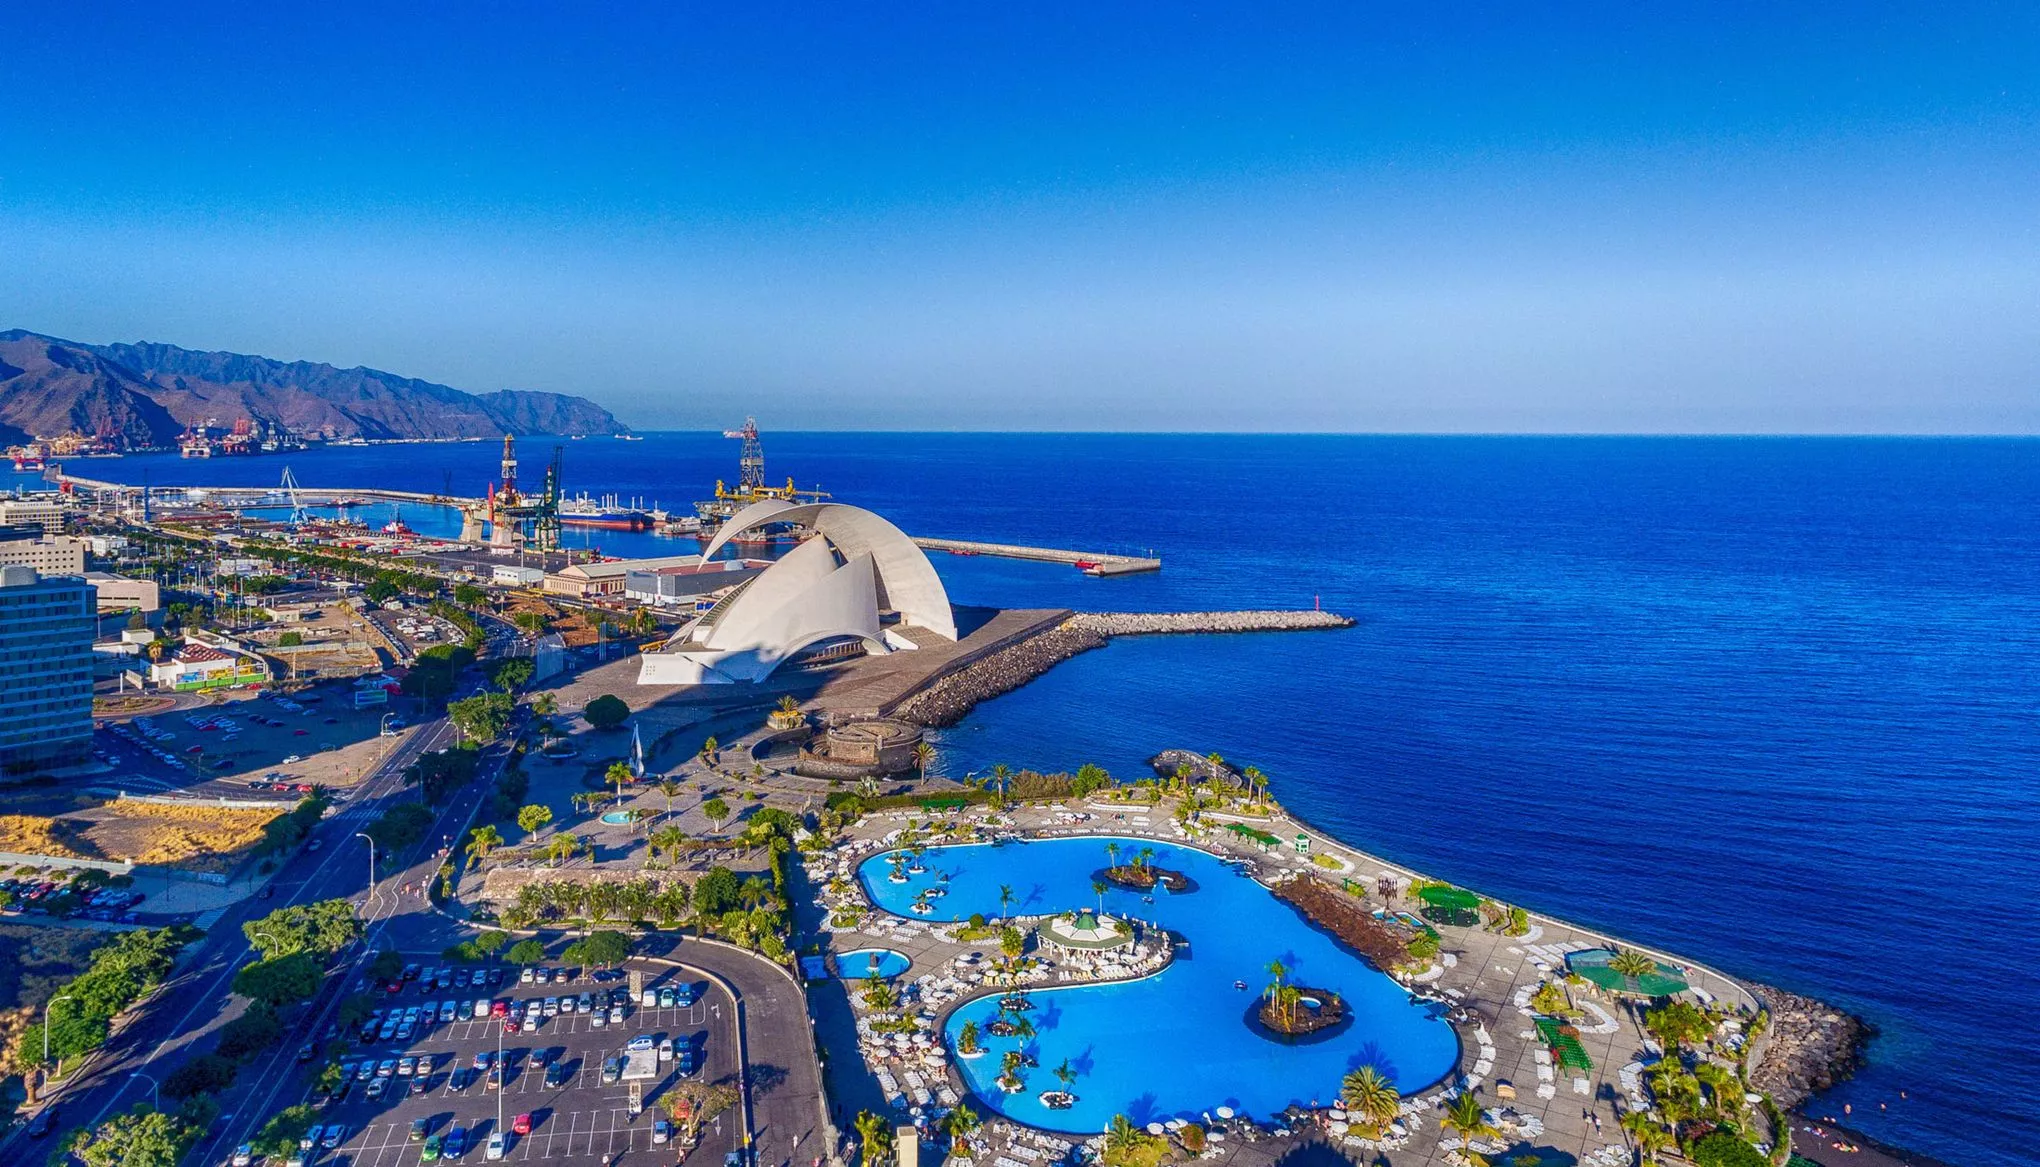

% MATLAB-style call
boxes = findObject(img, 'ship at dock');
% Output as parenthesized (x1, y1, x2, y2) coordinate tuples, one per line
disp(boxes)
(683, 418, 829, 539)
(559, 491, 653, 530)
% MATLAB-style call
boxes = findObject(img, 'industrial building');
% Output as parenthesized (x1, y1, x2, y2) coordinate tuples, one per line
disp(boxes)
(491, 563, 546, 588)
(623, 558, 771, 607)
(638, 501, 956, 686)
(544, 553, 731, 599)
(0, 566, 96, 773)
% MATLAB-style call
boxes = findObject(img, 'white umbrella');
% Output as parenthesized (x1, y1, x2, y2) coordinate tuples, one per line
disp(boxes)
(1145, 1123, 1166, 1136)
(1215, 1107, 1235, 1120)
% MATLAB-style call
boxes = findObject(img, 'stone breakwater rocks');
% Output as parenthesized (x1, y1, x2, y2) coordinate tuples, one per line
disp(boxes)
(1149, 748, 1242, 784)
(895, 610, 1352, 728)
(895, 622, 1110, 727)
(1749, 980, 1872, 1107)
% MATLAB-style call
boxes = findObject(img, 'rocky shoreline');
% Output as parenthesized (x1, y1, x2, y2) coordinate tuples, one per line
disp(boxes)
(895, 610, 1350, 728)
(1750, 980, 1873, 1107)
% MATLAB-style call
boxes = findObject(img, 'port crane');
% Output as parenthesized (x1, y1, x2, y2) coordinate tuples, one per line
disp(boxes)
(696, 418, 830, 525)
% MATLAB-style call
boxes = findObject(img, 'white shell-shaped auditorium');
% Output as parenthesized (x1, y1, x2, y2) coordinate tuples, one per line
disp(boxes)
(636, 500, 957, 686)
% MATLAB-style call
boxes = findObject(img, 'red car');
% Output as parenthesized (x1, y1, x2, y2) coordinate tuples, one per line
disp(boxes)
(503, 1018, 520, 1034)
(490, 1000, 509, 1018)
(512, 1114, 532, 1136)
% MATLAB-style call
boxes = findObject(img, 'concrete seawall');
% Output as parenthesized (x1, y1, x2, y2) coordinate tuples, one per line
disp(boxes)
(895, 609, 1351, 726)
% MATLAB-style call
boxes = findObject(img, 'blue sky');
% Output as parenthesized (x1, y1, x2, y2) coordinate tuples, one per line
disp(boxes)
(3, 3, 2036, 432)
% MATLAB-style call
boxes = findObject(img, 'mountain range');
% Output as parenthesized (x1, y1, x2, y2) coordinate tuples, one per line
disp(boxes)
(0, 330, 626, 446)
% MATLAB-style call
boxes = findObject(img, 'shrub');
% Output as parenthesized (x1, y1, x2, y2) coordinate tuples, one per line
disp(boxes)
(583, 694, 630, 729)
(1692, 1132, 1771, 1167)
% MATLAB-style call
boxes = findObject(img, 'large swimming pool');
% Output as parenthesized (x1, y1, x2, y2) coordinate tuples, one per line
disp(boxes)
(856, 836, 1459, 1133)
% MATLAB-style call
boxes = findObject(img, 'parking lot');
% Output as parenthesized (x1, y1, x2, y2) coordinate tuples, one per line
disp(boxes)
(309, 959, 740, 1166)
(94, 681, 412, 799)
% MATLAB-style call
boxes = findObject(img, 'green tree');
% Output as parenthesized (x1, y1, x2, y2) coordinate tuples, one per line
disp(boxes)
(216, 1003, 282, 1059)
(489, 656, 534, 691)
(583, 693, 630, 729)
(1442, 1091, 1499, 1147)
(449, 690, 514, 744)
(366, 948, 404, 981)
(277, 629, 303, 647)
(253, 1102, 318, 1160)
(855, 1110, 894, 1167)
(562, 930, 632, 968)
(162, 1054, 238, 1100)
(1340, 1065, 1402, 1134)
(232, 952, 325, 1007)
(506, 938, 547, 966)
(694, 866, 741, 915)
(702, 797, 731, 832)
(70, 1105, 195, 1167)
(366, 802, 435, 852)
(517, 803, 554, 837)
(243, 899, 362, 960)
(453, 583, 488, 608)
(606, 761, 634, 802)
(465, 824, 504, 869)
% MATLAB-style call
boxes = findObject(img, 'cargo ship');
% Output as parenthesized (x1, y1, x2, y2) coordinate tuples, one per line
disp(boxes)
(560, 493, 652, 531)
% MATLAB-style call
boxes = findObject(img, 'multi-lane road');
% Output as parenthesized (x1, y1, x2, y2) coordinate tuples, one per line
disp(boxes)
(1, 709, 479, 1161)
(10, 671, 831, 1167)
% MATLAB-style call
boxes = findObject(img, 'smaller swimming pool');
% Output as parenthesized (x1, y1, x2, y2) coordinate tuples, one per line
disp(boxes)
(599, 810, 634, 825)
(836, 947, 911, 979)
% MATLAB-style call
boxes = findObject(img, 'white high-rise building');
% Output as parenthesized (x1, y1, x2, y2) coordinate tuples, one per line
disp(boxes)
(0, 566, 96, 773)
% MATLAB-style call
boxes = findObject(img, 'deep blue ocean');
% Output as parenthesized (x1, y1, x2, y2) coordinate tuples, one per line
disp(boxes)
(34, 434, 2039, 1166)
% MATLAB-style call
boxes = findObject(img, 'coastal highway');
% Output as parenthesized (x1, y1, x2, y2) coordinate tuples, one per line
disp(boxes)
(0, 710, 485, 1160)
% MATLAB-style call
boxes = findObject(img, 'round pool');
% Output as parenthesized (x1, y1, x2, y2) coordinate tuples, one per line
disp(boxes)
(836, 947, 912, 979)
(599, 810, 634, 825)
(858, 837, 1458, 1132)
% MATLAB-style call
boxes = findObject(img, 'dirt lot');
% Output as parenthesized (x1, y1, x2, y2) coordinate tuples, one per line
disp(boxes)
(247, 600, 387, 678)
(0, 797, 281, 873)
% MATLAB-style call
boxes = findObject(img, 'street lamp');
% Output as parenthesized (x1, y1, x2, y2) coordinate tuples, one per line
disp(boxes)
(134, 1071, 162, 1111)
(40, 992, 77, 1095)
(355, 831, 377, 896)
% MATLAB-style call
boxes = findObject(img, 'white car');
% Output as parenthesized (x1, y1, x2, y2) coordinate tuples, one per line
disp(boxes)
(232, 1145, 255, 1167)
(641, 988, 658, 1008)
(472, 999, 491, 1019)
(282, 754, 303, 763)
(658, 1037, 674, 1062)
(486, 1131, 507, 1161)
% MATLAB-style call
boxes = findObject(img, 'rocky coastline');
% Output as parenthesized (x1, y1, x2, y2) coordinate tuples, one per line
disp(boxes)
(894, 610, 1350, 728)
(1749, 980, 1873, 1107)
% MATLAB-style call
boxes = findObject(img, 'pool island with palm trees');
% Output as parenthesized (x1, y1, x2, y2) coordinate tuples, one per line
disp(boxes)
(810, 757, 1792, 1167)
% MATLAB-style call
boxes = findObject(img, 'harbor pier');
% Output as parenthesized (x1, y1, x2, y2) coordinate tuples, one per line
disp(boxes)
(910, 536, 1161, 575)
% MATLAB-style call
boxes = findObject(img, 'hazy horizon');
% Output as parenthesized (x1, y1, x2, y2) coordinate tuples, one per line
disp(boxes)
(4, 4, 2036, 434)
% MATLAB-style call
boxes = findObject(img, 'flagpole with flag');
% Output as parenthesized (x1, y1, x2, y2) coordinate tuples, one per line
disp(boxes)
(630, 720, 645, 780)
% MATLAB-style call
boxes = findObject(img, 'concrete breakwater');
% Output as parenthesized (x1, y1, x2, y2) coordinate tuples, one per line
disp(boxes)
(895, 609, 1350, 727)
(1070, 609, 1354, 635)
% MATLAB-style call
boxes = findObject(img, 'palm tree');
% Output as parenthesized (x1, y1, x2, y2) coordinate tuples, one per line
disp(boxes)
(956, 1019, 980, 1055)
(912, 740, 936, 775)
(1104, 1115, 1148, 1158)
(658, 778, 682, 816)
(739, 874, 771, 910)
(945, 1102, 981, 1146)
(1135, 845, 1155, 874)
(649, 824, 687, 868)
(998, 884, 1016, 923)
(1091, 879, 1107, 915)
(1340, 1065, 1402, 1134)
(1608, 948, 1657, 981)
(1693, 1061, 1744, 1123)
(854, 1110, 893, 1167)
(1273, 984, 1303, 1028)
(698, 736, 719, 769)
(989, 762, 1012, 801)
(605, 761, 632, 805)
(1104, 841, 1121, 871)
(1265, 957, 1289, 1001)
(464, 824, 503, 869)
(1442, 1092, 1499, 1148)
(545, 834, 579, 867)
(1052, 1059, 1076, 1094)
(1622, 1113, 1673, 1166)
